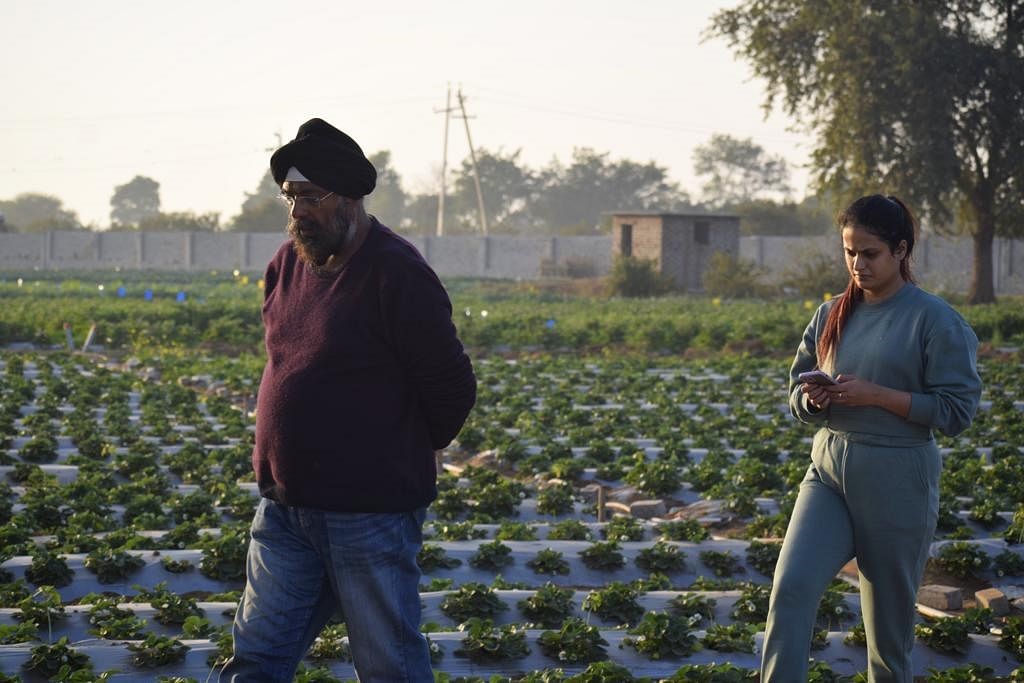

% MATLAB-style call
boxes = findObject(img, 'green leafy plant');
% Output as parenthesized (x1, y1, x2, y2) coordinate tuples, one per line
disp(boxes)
(579, 541, 626, 571)
(496, 521, 538, 541)
(469, 540, 514, 571)
(935, 542, 991, 579)
(87, 598, 146, 640)
(537, 482, 576, 516)
(431, 521, 487, 541)
(25, 637, 91, 678)
(518, 582, 575, 628)
(527, 548, 571, 575)
(995, 549, 1024, 577)
(603, 515, 644, 542)
(702, 622, 757, 653)
(453, 618, 530, 662)
(199, 524, 249, 581)
(538, 617, 609, 664)
(635, 541, 686, 573)
(746, 539, 782, 577)
(137, 582, 204, 625)
(84, 548, 146, 583)
(915, 616, 971, 655)
(667, 592, 717, 626)
(417, 544, 462, 572)
(582, 582, 644, 626)
(0, 622, 37, 644)
(622, 611, 701, 659)
(657, 519, 709, 542)
(161, 556, 194, 573)
(666, 662, 757, 682)
(547, 519, 593, 541)
(439, 582, 508, 623)
(308, 624, 351, 661)
(15, 586, 66, 630)
(731, 583, 771, 624)
(925, 664, 997, 682)
(25, 548, 74, 587)
(127, 633, 190, 668)
(999, 616, 1024, 661)
(844, 621, 867, 647)
(699, 550, 741, 577)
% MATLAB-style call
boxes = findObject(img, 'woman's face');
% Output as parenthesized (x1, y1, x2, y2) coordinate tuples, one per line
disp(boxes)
(842, 225, 907, 301)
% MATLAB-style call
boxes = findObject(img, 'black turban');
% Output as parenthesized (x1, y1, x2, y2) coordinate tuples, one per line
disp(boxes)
(270, 118, 377, 198)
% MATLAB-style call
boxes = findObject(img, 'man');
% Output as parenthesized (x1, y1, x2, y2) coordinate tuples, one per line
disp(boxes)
(221, 118, 476, 682)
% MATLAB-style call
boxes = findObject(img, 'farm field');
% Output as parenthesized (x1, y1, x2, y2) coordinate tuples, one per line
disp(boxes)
(1, 274, 1023, 682)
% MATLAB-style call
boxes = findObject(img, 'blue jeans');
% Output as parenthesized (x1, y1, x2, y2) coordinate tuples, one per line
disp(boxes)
(220, 497, 432, 682)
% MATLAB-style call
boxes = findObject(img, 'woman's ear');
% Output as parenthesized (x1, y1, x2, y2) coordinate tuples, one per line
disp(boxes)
(895, 240, 908, 259)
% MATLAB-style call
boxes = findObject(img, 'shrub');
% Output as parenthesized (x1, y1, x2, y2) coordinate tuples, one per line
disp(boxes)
(608, 257, 672, 298)
(703, 252, 767, 299)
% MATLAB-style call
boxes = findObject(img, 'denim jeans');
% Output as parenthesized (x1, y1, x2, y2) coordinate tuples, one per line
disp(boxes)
(219, 497, 432, 682)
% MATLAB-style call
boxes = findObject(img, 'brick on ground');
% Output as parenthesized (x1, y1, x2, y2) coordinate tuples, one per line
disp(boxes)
(975, 588, 1010, 615)
(630, 499, 667, 519)
(917, 584, 963, 610)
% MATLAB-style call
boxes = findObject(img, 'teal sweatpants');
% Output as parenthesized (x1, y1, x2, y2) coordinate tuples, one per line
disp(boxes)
(760, 429, 940, 683)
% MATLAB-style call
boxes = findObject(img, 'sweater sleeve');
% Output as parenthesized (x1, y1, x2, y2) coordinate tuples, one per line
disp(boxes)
(789, 305, 830, 424)
(906, 317, 981, 437)
(381, 259, 477, 449)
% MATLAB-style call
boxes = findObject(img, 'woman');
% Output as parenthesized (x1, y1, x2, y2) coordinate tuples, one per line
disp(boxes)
(760, 195, 982, 682)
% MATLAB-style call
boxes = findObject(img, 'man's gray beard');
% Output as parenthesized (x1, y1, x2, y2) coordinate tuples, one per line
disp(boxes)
(288, 211, 355, 275)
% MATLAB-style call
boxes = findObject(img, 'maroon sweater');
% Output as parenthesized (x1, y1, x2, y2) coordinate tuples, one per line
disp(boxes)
(253, 219, 476, 512)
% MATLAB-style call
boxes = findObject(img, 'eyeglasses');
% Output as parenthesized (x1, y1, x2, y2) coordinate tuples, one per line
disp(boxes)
(276, 191, 335, 208)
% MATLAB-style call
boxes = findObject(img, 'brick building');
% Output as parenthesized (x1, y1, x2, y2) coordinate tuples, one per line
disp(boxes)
(611, 212, 740, 291)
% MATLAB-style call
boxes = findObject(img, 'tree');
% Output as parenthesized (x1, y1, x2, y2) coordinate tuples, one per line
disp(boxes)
(733, 197, 832, 236)
(110, 175, 161, 228)
(534, 148, 691, 233)
(450, 148, 535, 233)
(709, 1, 1024, 303)
(137, 211, 220, 232)
(365, 150, 407, 227)
(229, 170, 287, 232)
(0, 193, 81, 232)
(692, 133, 791, 207)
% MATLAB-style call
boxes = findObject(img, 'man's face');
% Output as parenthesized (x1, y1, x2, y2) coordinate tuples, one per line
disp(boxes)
(282, 181, 350, 268)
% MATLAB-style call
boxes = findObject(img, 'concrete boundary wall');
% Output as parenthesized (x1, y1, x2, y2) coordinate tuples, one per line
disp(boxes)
(1, 231, 1023, 293)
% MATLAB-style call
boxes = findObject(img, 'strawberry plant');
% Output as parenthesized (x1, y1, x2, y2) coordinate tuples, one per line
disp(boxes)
(844, 621, 867, 647)
(308, 624, 351, 661)
(161, 556, 194, 573)
(731, 583, 771, 625)
(995, 549, 1024, 577)
(667, 593, 717, 626)
(699, 550, 741, 577)
(935, 542, 991, 579)
(1000, 616, 1024, 661)
(582, 582, 644, 626)
(635, 541, 687, 573)
(15, 586, 66, 630)
(925, 664, 997, 682)
(527, 548, 570, 575)
(199, 523, 249, 581)
(603, 515, 644, 542)
(518, 582, 576, 628)
(137, 582, 204, 625)
(84, 548, 146, 583)
(666, 662, 757, 681)
(0, 622, 37, 644)
(915, 616, 971, 655)
(538, 617, 609, 664)
(746, 539, 782, 577)
(496, 521, 538, 541)
(702, 622, 757, 653)
(87, 597, 146, 639)
(537, 481, 576, 516)
(128, 633, 190, 668)
(624, 459, 682, 497)
(24, 637, 91, 678)
(25, 548, 74, 588)
(417, 544, 462, 572)
(657, 519, 709, 542)
(622, 611, 701, 659)
(579, 541, 626, 571)
(431, 520, 487, 541)
(453, 618, 529, 663)
(470, 540, 514, 571)
(816, 587, 854, 628)
(547, 519, 593, 541)
(440, 583, 508, 623)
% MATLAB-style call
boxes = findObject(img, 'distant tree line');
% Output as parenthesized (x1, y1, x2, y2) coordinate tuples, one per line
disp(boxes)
(0, 133, 832, 237)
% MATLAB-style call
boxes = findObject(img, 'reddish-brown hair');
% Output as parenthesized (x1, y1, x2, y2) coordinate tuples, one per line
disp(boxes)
(817, 194, 918, 367)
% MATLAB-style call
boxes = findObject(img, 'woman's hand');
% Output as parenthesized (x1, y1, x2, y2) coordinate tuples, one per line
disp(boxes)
(823, 375, 874, 406)
(801, 381, 832, 410)
(822, 375, 911, 418)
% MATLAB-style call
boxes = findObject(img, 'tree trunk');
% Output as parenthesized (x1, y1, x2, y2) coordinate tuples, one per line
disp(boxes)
(967, 203, 996, 305)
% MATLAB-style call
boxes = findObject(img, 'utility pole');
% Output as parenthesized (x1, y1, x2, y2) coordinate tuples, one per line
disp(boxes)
(433, 85, 454, 237)
(456, 87, 488, 235)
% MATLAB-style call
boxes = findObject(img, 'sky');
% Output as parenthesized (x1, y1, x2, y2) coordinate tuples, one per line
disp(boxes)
(1, 0, 814, 228)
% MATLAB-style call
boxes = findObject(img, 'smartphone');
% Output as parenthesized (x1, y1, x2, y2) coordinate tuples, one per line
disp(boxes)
(798, 370, 837, 386)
